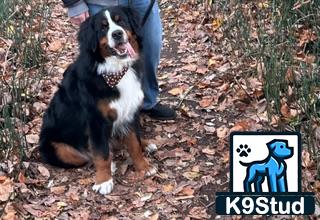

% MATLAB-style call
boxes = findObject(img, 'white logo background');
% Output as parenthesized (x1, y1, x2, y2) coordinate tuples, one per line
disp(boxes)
(232, 134, 299, 192)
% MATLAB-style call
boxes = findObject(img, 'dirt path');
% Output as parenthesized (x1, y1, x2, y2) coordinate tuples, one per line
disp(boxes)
(1, 0, 276, 219)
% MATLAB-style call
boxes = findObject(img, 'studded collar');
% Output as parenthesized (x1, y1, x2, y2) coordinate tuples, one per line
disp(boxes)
(101, 66, 129, 88)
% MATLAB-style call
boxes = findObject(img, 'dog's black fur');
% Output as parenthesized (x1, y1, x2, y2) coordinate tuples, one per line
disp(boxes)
(39, 7, 143, 168)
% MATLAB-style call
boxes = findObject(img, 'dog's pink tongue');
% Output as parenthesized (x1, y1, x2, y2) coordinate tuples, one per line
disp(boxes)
(123, 42, 136, 58)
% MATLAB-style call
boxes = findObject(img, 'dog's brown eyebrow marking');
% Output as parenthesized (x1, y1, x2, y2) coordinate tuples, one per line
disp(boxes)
(114, 15, 120, 22)
(101, 19, 108, 27)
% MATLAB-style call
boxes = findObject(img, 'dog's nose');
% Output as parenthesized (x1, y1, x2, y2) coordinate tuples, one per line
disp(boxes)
(112, 30, 123, 41)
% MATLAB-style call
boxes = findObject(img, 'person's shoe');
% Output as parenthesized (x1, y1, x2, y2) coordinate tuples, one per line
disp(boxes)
(141, 103, 177, 120)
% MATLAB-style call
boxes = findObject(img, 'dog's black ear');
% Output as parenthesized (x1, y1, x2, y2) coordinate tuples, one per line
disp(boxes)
(78, 16, 98, 53)
(125, 8, 142, 38)
(266, 140, 276, 151)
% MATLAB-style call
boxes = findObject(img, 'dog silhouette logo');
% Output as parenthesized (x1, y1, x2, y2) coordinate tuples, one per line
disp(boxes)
(215, 132, 316, 215)
(239, 139, 293, 192)
(231, 133, 300, 193)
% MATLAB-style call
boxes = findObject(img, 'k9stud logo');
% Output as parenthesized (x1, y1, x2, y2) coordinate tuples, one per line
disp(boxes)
(233, 135, 297, 192)
(215, 132, 315, 215)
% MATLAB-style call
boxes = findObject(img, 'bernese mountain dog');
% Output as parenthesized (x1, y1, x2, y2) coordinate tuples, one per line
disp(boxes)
(39, 6, 158, 195)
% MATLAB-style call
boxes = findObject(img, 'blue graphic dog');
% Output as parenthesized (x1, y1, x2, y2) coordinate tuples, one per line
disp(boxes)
(240, 139, 293, 192)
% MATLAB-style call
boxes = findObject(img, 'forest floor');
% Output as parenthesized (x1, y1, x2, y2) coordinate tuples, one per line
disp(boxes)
(0, 0, 319, 219)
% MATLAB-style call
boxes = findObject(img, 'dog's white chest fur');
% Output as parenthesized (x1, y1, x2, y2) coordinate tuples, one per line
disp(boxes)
(109, 68, 144, 133)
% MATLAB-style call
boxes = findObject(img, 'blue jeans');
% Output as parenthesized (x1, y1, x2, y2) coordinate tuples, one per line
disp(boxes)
(88, 1, 162, 110)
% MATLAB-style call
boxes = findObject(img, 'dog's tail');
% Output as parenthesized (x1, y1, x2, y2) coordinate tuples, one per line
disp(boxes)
(39, 130, 89, 168)
(239, 161, 251, 166)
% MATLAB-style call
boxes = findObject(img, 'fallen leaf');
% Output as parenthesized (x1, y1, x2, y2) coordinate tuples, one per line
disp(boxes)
(216, 62, 230, 73)
(212, 17, 223, 30)
(26, 134, 39, 144)
(208, 55, 223, 67)
(218, 82, 229, 92)
(78, 178, 92, 185)
(144, 210, 153, 218)
(199, 96, 213, 108)
(37, 165, 50, 178)
(149, 213, 159, 220)
(181, 64, 197, 72)
(302, 150, 313, 168)
(222, 152, 229, 163)
(202, 148, 215, 155)
(258, 2, 269, 8)
(48, 40, 63, 52)
(229, 120, 251, 133)
(101, 216, 118, 220)
(33, 102, 47, 113)
(208, 58, 218, 67)
(50, 186, 66, 195)
(168, 87, 184, 96)
(305, 54, 316, 64)
(280, 103, 297, 119)
(285, 67, 294, 83)
(2, 202, 17, 220)
(162, 183, 175, 193)
(189, 206, 210, 219)
(69, 209, 91, 219)
(18, 171, 26, 183)
(203, 125, 216, 133)
(216, 126, 229, 139)
(0, 177, 14, 202)
(57, 201, 68, 209)
(66, 187, 80, 201)
(192, 165, 200, 172)
(180, 105, 200, 118)
(196, 66, 208, 74)
(179, 186, 194, 196)
(140, 193, 152, 202)
(164, 125, 177, 133)
(183, 171, 201, 180)
(23, 204, 43, 217)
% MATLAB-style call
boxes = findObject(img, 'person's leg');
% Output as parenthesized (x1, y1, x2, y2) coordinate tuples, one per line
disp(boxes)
(134, 1, 162, 110)
(87, 4, 105, 16)
(117, 0, 161, 110)
(121, 0, 176, 119)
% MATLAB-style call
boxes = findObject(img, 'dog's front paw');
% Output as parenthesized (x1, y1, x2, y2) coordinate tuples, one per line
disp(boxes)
(92, 179, 114, 195)
(145, 166, 157, 177)
(146, 143, 157, 153)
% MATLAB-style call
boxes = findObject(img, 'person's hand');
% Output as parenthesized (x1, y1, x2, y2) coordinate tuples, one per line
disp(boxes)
(70, 11, 89, 25)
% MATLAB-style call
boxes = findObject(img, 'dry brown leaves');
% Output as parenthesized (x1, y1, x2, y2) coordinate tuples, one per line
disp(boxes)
(2, 0, 318, 219)
(0, 176, 14, 202)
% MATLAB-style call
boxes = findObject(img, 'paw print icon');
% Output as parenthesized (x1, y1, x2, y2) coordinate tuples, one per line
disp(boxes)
(236, 144, 251, 157)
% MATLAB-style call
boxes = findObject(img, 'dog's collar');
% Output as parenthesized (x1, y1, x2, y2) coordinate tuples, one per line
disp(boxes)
(101, 66, 129, 88)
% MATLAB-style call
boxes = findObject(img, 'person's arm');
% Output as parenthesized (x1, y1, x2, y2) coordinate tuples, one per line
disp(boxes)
(62, 0, 89, 25)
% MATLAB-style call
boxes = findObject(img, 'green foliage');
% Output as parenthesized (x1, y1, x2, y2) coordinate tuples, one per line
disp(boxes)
(222, 1, 319, 156)
(0, 0, 51, 160)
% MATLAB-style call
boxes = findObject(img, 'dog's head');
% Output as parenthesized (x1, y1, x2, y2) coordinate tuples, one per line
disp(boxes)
(78, 6, 141, 63)
(267, 139, 293, 159)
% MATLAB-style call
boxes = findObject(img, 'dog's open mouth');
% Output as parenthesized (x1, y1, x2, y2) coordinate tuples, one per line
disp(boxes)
(113, 42, 136, 58)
